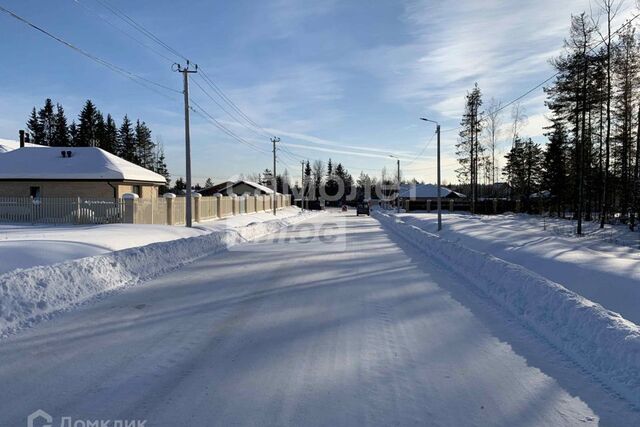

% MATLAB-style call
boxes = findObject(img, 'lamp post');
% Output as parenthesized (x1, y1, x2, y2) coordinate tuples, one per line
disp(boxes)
(420, 118, 442, 231)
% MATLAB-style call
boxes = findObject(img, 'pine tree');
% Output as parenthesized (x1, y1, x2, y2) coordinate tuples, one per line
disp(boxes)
(76, 100, 102, 147)
(101, 114, 118, 154)
(135, 120, 155, 169)
(154, 143, 170, 192)
(543, 120, 569, 216)
(38, 98, 56, 146)
(204, 178, 214, 188)
(456, 83, 484, 212)
(27, 107, 44, 145)
(51, 103, 70, 147)
(504, 138, 543, 211)
(118, 115, 137, 163)
(68, 121, 78, 146)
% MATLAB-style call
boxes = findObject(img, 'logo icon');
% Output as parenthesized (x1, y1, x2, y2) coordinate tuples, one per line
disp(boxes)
(27, 410, 52, 427)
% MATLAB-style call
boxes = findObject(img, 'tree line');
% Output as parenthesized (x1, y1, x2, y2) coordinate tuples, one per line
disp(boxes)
(456, 0, 640, 232)
(26, 98, 170, 187)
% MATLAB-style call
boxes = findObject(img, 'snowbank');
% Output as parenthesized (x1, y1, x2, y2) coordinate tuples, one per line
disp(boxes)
(373, 210, 640, 407)
(0, 210, 316, 337)
(0, 207, 307, 274)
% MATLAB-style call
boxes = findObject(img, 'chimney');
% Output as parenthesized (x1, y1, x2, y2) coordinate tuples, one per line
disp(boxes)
(19, 130, 25, 148)
(61, 150, 67, 158)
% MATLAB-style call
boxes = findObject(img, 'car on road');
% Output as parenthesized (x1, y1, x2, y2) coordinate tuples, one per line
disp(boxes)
(356, 202, 369, 216)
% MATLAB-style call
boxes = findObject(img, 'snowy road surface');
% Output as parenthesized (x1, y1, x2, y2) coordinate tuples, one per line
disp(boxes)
(0, 212, 637, 426)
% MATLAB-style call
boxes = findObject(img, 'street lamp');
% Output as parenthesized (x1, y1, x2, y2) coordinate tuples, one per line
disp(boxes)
(420, 118, 442, 231)
(389, 155, 401, 213)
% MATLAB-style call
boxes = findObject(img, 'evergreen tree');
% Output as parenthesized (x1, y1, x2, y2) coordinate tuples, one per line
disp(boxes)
(118, 115, 137, 163)
(204, 178, 214, 188)
(154, 143, 170, 192)
(27, 107, 44, 145)
(76, 100, 102, 147)
(101, 114, 119, 154)
(51, 103, 70, 147)
(456, 83, 484, 212)
(504, 138, 544, 211)
(68, 121, 78, 146)
(38, 98, 56, 146)
(543, 120, 569, 216)
(135, 120, 155, 169)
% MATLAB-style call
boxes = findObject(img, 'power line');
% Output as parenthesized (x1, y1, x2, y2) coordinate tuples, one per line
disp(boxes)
(72, 0, 176, 63)
(0, 4, 181, 98)
(93, 0, 189, 62)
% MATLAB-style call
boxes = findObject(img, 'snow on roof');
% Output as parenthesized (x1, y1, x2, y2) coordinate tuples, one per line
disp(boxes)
(398, 184, 465, 199)
(225, 180, 275, 194)
(0, 147, 166, 183)
(0, 138, 47, 153)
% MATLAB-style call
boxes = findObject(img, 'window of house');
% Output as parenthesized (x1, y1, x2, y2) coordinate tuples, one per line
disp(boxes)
(29, 186, 41, 199)
(133, 185, 142, 197)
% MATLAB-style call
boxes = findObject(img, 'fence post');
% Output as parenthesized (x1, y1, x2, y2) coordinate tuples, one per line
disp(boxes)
(215, 193, 223, 218)
(427, 200, 431, 212)
(123, 193, 139, 224)
(449, 199, 454, 212)
(193, 193, 201, 223)
(164, 193, 176, 225)
(493, 198, 498, 214)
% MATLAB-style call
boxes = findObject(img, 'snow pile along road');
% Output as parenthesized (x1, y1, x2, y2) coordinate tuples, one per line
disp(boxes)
(0, 211, 317, 337)
(373, 210, 640, 407)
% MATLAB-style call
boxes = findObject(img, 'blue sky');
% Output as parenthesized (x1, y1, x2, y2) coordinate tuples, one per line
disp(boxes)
(0, 0, 633, 185)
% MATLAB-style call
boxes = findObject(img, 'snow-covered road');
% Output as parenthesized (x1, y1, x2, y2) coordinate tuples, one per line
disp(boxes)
(0, 212, 636, 426)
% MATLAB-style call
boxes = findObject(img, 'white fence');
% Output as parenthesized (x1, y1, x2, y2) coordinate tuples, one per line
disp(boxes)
(0, 194, 292, 225)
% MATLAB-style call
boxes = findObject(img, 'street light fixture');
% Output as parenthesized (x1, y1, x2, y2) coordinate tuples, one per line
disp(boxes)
(420, 118, 442, 231)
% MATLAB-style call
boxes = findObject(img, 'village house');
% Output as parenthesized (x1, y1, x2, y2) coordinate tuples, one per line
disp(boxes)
(0, 146, 166, 199)
(199, 180, 276, 197)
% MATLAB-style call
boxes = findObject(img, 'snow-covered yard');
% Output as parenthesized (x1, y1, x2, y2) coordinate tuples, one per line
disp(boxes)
(0, 207, 316, 336)
(0, 207, 305, 274)
(395, 212, 640, 325)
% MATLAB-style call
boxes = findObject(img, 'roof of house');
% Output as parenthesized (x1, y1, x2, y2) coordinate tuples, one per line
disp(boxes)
(198, 180, 233, 195)
(398, 184, 466, 199)
(0, 138, 47, 153)
(0, 147, 166, 183)
(225, 180, 275, 194)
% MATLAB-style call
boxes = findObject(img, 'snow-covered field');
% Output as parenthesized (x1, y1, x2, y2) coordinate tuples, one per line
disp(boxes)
(0, 207, 305, 274)
(394, 212, 640, 325)
(0, 207, 315, 336)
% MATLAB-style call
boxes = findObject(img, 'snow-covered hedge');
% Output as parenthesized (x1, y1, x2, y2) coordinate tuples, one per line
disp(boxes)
(0, 212, 314, 337)
(374, 211, 640, 407)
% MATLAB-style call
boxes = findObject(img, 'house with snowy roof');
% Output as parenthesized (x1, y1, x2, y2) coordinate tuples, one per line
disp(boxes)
(398, 183, 466, 200)
(0, 147, 166, 199)
(200, 180, 277, 197)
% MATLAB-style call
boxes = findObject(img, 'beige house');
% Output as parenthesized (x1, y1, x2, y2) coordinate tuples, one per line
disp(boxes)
(0, 147, 166, 199)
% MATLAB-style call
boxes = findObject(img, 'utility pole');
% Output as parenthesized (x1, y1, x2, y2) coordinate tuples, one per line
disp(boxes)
(421, 118, 443, 231)
(396, 158, 401, 213)
(300, 160, 305, 211)
(271, 136, 280, 215)
(436, 124, 442, 231)
(173, 61, 198, 227)
(389, 155, 401, 213)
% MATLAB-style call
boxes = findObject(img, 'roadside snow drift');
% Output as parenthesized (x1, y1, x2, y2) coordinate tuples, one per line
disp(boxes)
(373, 211, 640, 407)
(0, 211, 315, 337)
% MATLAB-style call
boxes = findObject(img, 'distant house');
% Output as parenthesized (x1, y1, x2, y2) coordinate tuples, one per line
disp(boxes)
(398, 184, 466, 200)
(200, 180, 276, 196)
(0, 147, 166, 199)
(0, 138, 46, 153)
(199, 180, 233, 196)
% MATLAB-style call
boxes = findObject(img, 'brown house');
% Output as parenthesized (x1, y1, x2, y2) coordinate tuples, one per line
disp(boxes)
(0, 147, 166, 199)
